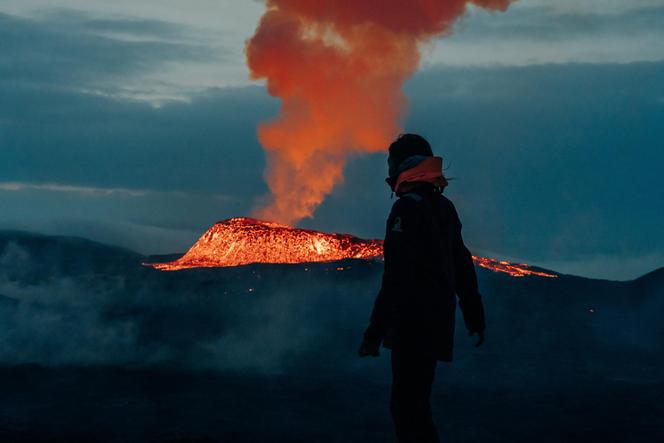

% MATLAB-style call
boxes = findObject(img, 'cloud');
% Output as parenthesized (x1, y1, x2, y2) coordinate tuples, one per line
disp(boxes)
(0, 10, 223, 102)
(515, 0, 664, 15)
(0, 182, 150, 197)
(0, 181, 236, 201)
(0, 82, 273, 192)
(458, 4, 664, 41)
(425, 3, 664, 66)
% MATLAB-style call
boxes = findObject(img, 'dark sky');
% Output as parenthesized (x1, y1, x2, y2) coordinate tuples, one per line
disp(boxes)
(1, 2, 663, 279)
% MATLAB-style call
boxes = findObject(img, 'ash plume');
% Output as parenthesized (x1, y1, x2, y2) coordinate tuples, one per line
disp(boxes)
(246, 0, 515, 224)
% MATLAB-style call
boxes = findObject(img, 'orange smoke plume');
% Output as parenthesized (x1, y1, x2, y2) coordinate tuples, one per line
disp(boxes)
(246, 0, 514, 225)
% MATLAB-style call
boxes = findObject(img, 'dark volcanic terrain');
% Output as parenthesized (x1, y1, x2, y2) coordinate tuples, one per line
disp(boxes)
(0, 231, 662, 442)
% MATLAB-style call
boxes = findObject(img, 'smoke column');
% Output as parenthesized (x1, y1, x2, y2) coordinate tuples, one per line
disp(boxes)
(247, 0, 514, 225)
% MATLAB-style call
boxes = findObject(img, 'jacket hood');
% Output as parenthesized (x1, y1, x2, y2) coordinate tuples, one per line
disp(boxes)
(387, 155, 448, 194)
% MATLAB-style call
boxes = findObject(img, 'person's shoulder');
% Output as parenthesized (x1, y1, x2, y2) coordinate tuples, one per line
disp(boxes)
(390, 193, 426, 217)
(436, 194, 462, 227)
(436, 194, 457, 213)
(436, 193, 453, 206)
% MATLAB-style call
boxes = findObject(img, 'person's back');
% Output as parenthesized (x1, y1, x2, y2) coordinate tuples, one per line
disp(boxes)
(358, 134, 485, 443)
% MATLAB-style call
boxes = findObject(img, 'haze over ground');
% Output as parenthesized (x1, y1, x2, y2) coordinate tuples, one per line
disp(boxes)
(0, 230, 661, 441)
(1, 0, 663, 279)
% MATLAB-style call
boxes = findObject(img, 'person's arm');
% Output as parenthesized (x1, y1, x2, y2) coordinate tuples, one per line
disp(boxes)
(450, 203, 486, 342)
(363, 286, 387, 347)
(360, 199, 419, 355)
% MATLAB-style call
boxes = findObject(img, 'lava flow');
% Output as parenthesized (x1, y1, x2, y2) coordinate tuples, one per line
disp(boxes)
(148, 217, 557, 278)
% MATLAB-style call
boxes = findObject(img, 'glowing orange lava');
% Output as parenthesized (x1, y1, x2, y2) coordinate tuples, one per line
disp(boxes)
(148, 217, 557, 278)
(471, 257, 558, 279)
(150, 217, 382, 270)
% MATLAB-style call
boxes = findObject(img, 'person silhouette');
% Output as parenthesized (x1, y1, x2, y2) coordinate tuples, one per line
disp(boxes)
(359, 133, 486, 443)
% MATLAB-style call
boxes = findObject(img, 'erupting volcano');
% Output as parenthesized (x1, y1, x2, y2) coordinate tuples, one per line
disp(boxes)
(149, 218, 557, 278)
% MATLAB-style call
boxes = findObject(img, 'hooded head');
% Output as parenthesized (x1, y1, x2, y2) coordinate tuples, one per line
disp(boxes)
(387, 133, 433, 178)
(386, 133, 448, 193)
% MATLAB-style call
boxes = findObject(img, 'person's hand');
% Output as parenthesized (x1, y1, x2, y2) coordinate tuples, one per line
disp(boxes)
(469, 330, 485, 348)
(358, 338, 380, 357)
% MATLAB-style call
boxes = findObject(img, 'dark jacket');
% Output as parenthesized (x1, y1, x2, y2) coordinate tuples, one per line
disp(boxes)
(364, 184, 485, 361)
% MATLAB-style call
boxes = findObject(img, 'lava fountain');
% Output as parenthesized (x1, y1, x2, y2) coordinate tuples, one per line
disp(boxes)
(246, 0, 516, 225)
(148, 217, 557, 278)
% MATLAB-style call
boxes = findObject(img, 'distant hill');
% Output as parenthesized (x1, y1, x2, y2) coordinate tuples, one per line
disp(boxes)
(0, 230, 144, 281)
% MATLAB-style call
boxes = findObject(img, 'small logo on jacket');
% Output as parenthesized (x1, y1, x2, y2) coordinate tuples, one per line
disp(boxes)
(391, 217, 403, 232)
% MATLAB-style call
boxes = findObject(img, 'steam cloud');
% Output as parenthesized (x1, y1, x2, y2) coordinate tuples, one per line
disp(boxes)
(0, 238, 376, 372)
(247, 0, 514, 224)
